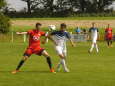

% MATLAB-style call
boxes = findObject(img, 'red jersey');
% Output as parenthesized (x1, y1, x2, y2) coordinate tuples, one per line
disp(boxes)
(105, 28, 112, 37)
(27, 29, 45, 48)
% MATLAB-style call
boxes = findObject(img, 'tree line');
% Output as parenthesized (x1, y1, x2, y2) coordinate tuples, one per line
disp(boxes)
(0, 0, 10, 33)
(22, 0, 115, 13)
(2, 0, 115, 17)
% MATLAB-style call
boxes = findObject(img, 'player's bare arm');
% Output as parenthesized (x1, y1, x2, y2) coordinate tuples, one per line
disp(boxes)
(16, 32, 27, 35)
(69, 39, 76, 47)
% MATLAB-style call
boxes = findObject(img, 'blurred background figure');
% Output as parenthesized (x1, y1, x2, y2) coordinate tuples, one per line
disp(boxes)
(75, 27, 81, 34)
(89, 22, 99, 53)
(105, 24, 113, 48)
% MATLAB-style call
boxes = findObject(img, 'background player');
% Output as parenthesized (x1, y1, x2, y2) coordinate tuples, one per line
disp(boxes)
(48, 23, 75, 72)
(12, 23, 55, 74)
(105, 24, 113, 48)
(89, 22, 99, 53)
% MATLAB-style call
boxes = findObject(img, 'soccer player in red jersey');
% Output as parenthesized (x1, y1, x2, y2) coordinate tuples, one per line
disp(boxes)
(105, 24, 113, 47)
(12, 23, 55, 74)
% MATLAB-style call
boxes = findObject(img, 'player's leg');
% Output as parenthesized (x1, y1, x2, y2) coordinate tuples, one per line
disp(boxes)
(41, 50, 55, 72)
(110, 40, 113, 47)
(12, 55, 29, 74)
(89, 37, 95, 53)
(109, 37, 113, 47)
(90, 37, 98, 53)
(93, 39, 99, 53)
(106, 37, 110, 47)
(62, 47, 69, 72)
(55, 46, 62, 71)
(89, 42, 94, 53)
(55, 46, 69, 72)
(12, 48, 32, 74)
(107, 40, 110, 47)
(56, 46, 67, 72)
(59, 54, 69, 72)
(94, 43, 99, 53)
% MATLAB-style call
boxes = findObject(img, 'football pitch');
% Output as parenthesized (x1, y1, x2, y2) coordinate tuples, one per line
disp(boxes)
(0, 41, 115, 86)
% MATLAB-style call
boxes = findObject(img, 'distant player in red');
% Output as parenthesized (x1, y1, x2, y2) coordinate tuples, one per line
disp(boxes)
(105, 24, 113, 47)
(12, 23, 55, 74)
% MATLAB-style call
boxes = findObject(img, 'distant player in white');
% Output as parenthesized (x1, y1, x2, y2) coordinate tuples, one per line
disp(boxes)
(89, 22, 99, 53)
(48, 23, 75, 72)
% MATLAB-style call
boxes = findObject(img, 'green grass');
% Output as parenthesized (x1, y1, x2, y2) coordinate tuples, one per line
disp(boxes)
(11, 17, 115, 20)
(0, 25, 115, 86)
(0, 40, 115, 86)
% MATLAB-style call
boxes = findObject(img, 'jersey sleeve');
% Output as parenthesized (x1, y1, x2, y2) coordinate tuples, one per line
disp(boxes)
(66, 32, 71, 39)
(27, 30, 33, 35)
(50, 31, 57, 35)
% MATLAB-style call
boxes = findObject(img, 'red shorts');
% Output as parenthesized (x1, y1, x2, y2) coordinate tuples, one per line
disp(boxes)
(23, 47, 44, 57)
(106, 36, 112, 40)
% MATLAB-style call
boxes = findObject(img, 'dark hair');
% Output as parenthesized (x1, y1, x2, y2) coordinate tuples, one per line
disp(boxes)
(36, 22, 42, 27)
(61, 23, 67, 28)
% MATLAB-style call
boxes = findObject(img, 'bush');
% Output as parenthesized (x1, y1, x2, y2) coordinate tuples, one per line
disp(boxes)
(0, 13, 10, 33)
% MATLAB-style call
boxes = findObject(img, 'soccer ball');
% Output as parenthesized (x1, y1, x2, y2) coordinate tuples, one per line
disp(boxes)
(48, 25, 56, 31)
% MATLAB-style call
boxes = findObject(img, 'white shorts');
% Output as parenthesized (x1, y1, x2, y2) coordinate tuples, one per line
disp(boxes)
(55, 46, 67, 57)
(92, 37, 97, 43)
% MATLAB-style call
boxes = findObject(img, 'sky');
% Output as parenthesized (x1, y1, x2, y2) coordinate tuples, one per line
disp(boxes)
(6, 0, 27, 11)
(6, 0, 115, 11)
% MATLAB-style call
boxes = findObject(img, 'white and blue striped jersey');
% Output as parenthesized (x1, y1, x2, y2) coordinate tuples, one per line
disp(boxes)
(51, 31, 71, 46)
(89, 27, 99, 38)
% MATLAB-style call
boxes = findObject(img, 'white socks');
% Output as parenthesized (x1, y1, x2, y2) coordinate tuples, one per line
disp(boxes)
(57, 59, 69, 72)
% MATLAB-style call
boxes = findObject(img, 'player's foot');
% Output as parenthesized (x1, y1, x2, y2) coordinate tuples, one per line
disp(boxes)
(11, 70, 20, 74)
(11, 70, 19, 74)
(64, 68, 70, 72)
(50, 69, 56, 73)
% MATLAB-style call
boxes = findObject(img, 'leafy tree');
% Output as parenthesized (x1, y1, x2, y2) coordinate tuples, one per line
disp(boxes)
(0, 0, 10, 33)
(21, 0, 42, 14)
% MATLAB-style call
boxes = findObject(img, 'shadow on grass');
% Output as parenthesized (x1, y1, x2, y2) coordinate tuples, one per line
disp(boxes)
(0, 70, 51, 74)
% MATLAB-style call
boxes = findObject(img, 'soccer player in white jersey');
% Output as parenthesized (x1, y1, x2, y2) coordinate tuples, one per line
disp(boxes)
(48, 23, 75, 72)
(89, 22, 99, 53)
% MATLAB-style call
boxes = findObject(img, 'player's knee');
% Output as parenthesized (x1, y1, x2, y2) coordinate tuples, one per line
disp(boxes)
(23, 56, 29, 61)
(59, 54, 65, 59)
(42, 50, 50, 57)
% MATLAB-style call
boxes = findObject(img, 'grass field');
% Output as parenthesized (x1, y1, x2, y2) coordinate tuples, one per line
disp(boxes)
(12, 17, 115, 20)
(0, 18, 115, 86)
(0, 40, 115, 86)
